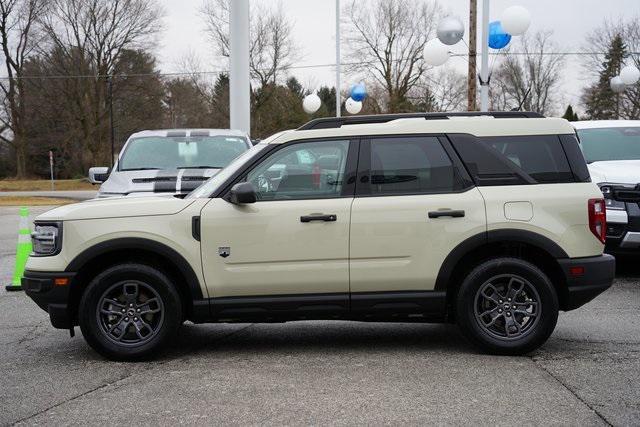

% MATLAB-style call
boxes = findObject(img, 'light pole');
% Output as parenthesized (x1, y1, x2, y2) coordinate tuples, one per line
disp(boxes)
(335, 0, 341, 117)
(230, 0, 250, 135)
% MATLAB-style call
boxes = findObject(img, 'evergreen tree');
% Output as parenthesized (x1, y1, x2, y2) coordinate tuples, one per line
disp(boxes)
(562, 105, 579, 121)
(583, 34, 627, 119)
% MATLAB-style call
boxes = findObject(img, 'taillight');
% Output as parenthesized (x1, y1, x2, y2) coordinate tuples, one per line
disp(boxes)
(588, 198, 606, 244)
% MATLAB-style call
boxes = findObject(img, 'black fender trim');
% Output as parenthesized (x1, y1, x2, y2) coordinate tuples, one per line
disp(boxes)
(434, 232, 487, 291)
(487, 229, 569, 258)
(65, 238, 204, 300)
(434, 229, 569, 291)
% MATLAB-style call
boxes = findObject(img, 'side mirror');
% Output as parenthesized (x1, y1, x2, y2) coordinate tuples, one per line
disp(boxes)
(229, 182, 257, 204)
(88, 167, 110, 184)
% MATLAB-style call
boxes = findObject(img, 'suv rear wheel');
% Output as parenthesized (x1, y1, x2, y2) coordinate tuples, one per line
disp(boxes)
(456, 257, 559, 355)
(78, 263, 182, 361)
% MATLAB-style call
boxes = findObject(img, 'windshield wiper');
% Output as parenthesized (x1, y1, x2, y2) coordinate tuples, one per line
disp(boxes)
(120, 167, 161, 171)
(177, 166, 222, 169)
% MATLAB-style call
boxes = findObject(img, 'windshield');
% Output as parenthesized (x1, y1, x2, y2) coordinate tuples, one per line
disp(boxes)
(578, 127, 640, 163)
(186, 143, 268, 198)
(119, 135, 249, 171)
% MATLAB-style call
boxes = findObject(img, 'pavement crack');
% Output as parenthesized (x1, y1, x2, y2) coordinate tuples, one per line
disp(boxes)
(529, 356, 613, 426)
(12, 371, 135, 426)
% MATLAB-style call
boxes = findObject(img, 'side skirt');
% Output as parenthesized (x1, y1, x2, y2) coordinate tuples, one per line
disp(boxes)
(190, 291, 447, 324)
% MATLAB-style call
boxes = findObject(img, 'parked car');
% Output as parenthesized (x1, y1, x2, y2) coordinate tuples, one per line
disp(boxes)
(23, 112, 614, 360)
(89, 129, 251, 197)
(573, 120, 640, 253)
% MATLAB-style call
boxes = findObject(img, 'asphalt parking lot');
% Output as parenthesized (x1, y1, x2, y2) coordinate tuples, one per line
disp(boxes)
(1, 205, 639, 426)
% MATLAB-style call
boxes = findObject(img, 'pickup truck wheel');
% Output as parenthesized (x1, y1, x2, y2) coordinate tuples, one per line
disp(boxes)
(78, 264, 182, 361)
(456, 257, 558, 355)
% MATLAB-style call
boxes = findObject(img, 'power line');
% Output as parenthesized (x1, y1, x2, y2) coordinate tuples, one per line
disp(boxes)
(0, 51, 638, 81)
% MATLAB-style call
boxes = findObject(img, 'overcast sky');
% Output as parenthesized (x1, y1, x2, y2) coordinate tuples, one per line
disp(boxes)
(158, 0, 640, 113)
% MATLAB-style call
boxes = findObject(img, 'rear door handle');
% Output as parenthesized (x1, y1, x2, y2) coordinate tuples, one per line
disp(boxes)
(300, 214, 337, 223)
(428, 210, 465, 219)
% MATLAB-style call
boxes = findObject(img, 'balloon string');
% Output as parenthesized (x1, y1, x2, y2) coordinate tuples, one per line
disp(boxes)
(489, 48, 501, 77)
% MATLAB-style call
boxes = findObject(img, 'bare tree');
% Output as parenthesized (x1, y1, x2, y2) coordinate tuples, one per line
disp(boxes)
(344, 0, 440, 113)
(412, 67, 467, 112)
(38, 0, 163, 168)
(582, 18, 640, 119)
(0, 0, 47, 177)
(490, 31, 565, 115)
(201, 0, 297, 87)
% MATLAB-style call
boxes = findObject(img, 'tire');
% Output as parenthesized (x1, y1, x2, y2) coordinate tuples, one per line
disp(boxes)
(456, 257, 558, 355)
(78, 263, 182, 361)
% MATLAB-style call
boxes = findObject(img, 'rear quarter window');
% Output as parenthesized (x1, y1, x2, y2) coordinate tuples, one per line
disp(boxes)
(448, 134, 576, 185)
(480, 135, 574, 183)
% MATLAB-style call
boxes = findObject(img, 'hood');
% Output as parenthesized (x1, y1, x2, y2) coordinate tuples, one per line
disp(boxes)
(99, 168, 219, 196)
(36, 195, 197, 221)
(587, 160, 640, 185)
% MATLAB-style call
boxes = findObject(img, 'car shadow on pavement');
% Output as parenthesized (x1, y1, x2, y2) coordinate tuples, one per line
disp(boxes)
(614, 255, 640, 278)
(164, 321, 479, 359)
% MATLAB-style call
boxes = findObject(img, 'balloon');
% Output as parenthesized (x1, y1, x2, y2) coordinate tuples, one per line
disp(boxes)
(437, 16, 465, 46)
(350, 82, 367, 102)
(610, 76, 626, 93)
(488, 20, 511, 49)
(302, 93, 321, 114)
(501, 6, 531, 36)
(423, 39, 449, 66)
(345, 97, 362, 115)
(620, 65, 640, 85)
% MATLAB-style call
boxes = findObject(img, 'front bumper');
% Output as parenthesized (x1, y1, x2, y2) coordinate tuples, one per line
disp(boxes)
(22, 270, 75, 329)
(558, 254, 616, 310)
(604, 198, 640, 253)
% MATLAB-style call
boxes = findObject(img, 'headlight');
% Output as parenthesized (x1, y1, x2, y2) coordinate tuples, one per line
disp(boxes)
(599, 184, 626, 210)
(31, 222, 62, 256)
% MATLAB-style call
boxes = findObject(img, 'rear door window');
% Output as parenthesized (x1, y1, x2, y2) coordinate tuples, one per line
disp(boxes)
(363, 136, 466, 195)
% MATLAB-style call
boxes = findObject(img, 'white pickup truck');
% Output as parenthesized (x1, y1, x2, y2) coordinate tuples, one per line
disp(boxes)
(573, 120, 640, 253)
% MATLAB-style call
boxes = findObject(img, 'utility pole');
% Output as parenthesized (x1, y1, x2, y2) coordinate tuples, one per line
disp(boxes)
(230, 0, 251, 135)
(479, 0, 490, 112)
(467, 0, 477, 111)
(335, 0, 341, 117)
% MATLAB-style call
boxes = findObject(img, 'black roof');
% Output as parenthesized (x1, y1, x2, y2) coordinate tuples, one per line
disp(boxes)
(297, 111, 545, 131)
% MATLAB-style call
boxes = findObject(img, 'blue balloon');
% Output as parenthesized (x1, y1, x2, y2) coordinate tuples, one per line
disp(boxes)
(350, 83, 367, 102)
(488, 20, 511, 49)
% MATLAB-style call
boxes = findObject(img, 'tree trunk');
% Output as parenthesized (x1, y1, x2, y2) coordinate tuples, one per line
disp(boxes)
(14, 134, 27, 178)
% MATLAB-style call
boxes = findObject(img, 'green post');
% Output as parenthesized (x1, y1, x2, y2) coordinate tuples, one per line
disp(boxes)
(5, 207, 32, 292)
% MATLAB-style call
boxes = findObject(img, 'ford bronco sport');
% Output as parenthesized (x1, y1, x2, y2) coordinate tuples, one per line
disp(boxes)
(23, 112, 615, 360)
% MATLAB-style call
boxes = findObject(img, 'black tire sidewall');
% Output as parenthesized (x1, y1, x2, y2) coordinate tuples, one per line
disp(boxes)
(457, 257, 559, 355)
(79, 264, 182, 361)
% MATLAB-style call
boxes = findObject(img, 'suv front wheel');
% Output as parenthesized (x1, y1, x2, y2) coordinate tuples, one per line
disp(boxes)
(456, 258, 559, 355)
(78, 263, 182, 361)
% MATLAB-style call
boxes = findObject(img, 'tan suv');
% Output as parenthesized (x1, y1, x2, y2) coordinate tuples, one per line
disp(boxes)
(22, 112, 615, 360)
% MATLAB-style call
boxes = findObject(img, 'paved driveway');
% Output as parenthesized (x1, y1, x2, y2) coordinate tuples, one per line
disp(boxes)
(1, 206, 638, 425)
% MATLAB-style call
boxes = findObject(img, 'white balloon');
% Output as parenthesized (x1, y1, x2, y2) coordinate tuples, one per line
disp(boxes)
(610, 76, 626, 93)
(620, 65, 640, 85)
(345, 97, 362, 115)
(423, 39, 449, 66)
(302, 93, 321, 114)
(437, 16, 465, 46)
(501, 6, 531, 36)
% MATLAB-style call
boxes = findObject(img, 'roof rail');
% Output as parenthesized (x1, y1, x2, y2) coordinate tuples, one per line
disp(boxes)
(297, 111, 545, 130)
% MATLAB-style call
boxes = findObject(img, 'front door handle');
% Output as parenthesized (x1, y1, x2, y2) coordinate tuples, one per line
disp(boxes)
(300, 214, 337, 223)
(428, 210, 465, 219)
